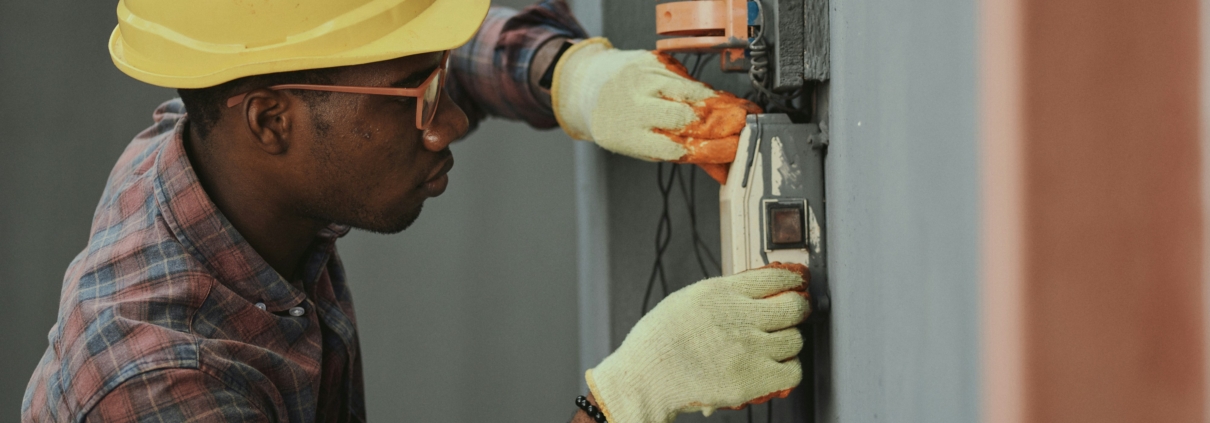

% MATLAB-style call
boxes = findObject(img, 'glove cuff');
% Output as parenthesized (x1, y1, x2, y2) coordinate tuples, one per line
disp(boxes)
(584, 369, 617, 422)
(551, 37, 613, 140)
(586, 356, 678, 423)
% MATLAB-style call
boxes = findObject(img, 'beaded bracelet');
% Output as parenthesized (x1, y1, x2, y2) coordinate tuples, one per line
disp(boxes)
(575, 395, 608, 423)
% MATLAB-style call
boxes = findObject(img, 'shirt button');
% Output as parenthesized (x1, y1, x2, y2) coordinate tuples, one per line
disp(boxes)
(289, 306, 306, 317)
(255, 302, 267, 311)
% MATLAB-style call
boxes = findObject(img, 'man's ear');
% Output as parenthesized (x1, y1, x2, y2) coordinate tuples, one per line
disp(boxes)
(239, 89, 297, 155)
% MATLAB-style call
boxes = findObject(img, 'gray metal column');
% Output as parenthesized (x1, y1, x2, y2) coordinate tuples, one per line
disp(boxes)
(825, 0, 981, 421)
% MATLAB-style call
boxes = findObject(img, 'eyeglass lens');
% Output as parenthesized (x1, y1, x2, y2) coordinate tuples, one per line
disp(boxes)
(421, 71, 442, 128)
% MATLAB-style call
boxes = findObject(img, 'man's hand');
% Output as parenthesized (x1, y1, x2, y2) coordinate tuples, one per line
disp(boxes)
(586, 263, 810, 423)
(551, 38, 761, 184)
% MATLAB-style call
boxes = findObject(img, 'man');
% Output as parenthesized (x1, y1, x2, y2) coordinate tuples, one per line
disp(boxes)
(22, 0, 810, 421)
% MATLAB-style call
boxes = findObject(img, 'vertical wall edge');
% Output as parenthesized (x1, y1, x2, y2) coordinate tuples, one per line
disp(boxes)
(980, 0, 1024, 421)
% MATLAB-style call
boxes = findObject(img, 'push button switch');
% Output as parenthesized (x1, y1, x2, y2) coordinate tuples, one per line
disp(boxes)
(767, 202, 805, 247)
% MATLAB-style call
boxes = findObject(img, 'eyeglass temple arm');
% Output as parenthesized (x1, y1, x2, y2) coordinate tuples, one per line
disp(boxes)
(224, 50, 447, 109)
(225, 84, 428, 108)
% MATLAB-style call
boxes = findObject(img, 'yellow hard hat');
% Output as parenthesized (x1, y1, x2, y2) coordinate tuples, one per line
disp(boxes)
(109, 0, 490, 88)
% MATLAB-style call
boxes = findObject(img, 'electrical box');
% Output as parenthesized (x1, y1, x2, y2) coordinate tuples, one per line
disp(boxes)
(721, 114, 827, 300)
(720, 113, 830, 423)
(720, 115, 824, 275)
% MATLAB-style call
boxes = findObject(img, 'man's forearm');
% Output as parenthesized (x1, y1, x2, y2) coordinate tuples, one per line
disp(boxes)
(447, 0, 586, 128)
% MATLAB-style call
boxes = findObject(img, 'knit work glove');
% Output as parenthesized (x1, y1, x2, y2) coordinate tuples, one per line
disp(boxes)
(551, 37, 762, 184)
(586, 263, 811, 423)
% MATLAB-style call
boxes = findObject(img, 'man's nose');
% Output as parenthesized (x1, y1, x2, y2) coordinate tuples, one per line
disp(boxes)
(423, 92, 468, 152)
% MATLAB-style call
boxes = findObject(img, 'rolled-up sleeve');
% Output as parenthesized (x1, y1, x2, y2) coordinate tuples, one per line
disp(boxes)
(84, 369, 271, 423)
(446, 0, 589, 131)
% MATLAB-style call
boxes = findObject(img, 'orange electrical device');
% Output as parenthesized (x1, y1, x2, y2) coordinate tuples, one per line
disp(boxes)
(655, 0, 749, 71)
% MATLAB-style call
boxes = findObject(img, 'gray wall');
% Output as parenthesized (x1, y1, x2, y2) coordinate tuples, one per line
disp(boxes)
(0, 0, 580, 422)
(826, 0, 980, 421)
(0, 0, 176, 418)
(341, 119, 580, 422)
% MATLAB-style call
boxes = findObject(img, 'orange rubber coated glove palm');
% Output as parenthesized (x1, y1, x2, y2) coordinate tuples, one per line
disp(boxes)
(551, 37, 762, 184)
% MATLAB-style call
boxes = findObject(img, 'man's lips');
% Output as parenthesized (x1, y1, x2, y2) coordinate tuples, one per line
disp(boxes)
(427, 156, 454, 183)
(423, 156, 454, 196)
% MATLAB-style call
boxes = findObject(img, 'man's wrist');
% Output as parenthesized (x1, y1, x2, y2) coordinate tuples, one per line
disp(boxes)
(529, 37, 571, 109)
(571, 393, 602, 423)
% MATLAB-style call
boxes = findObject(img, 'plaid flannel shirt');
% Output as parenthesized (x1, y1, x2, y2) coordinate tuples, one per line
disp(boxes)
(22, 2, 587, 422)
(449, 0, 588, 131)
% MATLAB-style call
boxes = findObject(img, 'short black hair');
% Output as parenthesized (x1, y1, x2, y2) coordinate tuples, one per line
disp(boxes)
(177, 67, 342, 140)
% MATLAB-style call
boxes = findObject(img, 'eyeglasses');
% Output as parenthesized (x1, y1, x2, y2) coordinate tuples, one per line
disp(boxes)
(226, 50, 451, 130)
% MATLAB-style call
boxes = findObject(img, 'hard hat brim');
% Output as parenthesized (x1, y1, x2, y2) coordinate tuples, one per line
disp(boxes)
(109, 0, 490, 89)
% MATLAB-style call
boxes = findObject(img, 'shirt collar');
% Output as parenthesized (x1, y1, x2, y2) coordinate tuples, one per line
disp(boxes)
(151, 113, 347, 312)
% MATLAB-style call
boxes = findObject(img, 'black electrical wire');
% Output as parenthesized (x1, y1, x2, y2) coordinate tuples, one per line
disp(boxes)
(689, 53, 704, 77)
(641, 163, 680, 316)
(676, 166, 722, 279)
(679, 169, 711, 278)
(690, 164, 721, 276)
(689, 53, 715, 80)
(747, 0, 805, 114)
(642, 52, 718, 315)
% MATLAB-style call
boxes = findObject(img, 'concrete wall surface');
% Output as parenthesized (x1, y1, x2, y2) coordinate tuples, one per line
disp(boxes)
(827, 0, 981, 421)
(0, 0, 580, 422)
(340, 118, 580, 422)
(0, 1, 176, 418)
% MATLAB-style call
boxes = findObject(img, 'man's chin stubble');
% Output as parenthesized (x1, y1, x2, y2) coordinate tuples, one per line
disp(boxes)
(299, 198, 423, 235)
(350, 204, 423, 235)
